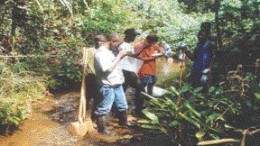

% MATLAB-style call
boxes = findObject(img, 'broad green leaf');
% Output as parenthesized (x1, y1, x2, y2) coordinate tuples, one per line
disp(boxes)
(141, 125, 160, 130)
(184, 102, 201, 118)
(255, 93, 260, 100)
(195, 131, 205, 139)
(179, 113, 200, 128)
(208, 132, 220, 140)
(138, 119, 152, 124)
(180, 84, 189, 93)
(143, 111, 159, 124)
(170, 86, 180, 96)
(194, 87, 203, 92)
(169, 120, 179, 127)
(206, 113, 221, 123)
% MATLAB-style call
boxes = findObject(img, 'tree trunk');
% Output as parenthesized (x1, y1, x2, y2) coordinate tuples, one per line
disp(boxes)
(214, 0, 222, 50)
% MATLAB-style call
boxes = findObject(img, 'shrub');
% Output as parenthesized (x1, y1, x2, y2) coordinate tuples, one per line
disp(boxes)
(0, 62, 46, 127)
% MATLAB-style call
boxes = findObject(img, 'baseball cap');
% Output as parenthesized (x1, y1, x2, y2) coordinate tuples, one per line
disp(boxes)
(124, 28, 140, 36)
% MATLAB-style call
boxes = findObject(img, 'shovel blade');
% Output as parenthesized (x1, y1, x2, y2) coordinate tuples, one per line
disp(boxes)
(67, 120, 94, 137)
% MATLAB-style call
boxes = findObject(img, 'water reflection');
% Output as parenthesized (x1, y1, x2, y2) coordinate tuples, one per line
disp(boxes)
(0, 113, 78, 146)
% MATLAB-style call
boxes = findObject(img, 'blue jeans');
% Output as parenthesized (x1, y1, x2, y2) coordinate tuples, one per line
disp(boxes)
(140, 75, 157, 85)
(94, 85, 128, 116)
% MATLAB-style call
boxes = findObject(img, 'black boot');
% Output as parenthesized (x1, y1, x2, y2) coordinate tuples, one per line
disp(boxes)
(96, 116, 115, 136)
(118, 111, 131, 127)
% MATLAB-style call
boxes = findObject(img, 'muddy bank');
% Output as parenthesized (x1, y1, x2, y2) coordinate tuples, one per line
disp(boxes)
(0, 90, 173, 146)
(0, 58, 179, 146)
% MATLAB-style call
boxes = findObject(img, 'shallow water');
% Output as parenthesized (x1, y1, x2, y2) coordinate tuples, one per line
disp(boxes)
(0, 58, 181, 146)
(0, 113, 78, 146)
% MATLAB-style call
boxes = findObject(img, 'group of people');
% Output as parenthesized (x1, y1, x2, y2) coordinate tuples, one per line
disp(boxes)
(84, 28, 164, 136)
(84, 22, 216, 135)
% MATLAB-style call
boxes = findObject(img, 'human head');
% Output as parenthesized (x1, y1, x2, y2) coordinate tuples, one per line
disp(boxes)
(197, 30, 207, 43)
(200, 22, 211, 37)
(178, 42, 187, 51)
(109, 34, 121, 50)
(146, 34, 158, 44)
(94, 34, 107, 49)
(124, 28, 140, 43)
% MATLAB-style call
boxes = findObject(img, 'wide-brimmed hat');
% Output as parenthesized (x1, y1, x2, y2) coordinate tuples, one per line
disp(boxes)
(124, 28, 140, 36)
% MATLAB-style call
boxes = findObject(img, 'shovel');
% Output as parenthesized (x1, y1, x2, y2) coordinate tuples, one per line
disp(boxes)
(67, 47, 94, 137)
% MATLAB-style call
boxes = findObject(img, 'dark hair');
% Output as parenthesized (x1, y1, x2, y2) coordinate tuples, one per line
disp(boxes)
(201, 22, 211, 37)
(124, 28, 140, 36)
(94, 34, 106, 42)
(146, 34, 158, 43)
(201, 22, 211, 31)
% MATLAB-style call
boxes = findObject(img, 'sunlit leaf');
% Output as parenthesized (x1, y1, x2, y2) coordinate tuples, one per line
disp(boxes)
(169, 120, 179, 127)
(255, 93, 260, 100)
(206, 113, 221, 123)
(179, 113, 200, 128)
(195, 131, 205, 139)
(184, 102, 201, 118)
(143, 111, 159, 124)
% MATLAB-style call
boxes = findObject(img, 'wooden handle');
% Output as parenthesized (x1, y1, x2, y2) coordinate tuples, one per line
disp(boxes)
(78, 47, 88, 121)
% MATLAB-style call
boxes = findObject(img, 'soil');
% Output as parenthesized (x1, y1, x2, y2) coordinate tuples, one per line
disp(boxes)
(47, 89, 173, 146)
(0, 88, 173, 146)
(0, 58, 179, 146)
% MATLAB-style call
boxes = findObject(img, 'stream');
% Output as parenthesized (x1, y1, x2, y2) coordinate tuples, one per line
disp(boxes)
(0, 58, 181, 146)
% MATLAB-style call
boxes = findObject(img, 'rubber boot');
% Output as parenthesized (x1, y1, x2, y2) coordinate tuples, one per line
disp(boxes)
(118, 111, 131, 127)
(96, 116, 115, 136)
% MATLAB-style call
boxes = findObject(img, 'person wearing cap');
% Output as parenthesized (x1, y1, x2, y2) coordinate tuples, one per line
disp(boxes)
(118, 28, 145, 117)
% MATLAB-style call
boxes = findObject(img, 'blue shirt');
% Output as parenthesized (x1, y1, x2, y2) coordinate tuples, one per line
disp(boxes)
(192, 41, 212, 73)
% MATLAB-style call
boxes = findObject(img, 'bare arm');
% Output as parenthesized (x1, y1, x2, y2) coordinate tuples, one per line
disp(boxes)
(130, 43, 151, 57)
(106, 50, 127, 72)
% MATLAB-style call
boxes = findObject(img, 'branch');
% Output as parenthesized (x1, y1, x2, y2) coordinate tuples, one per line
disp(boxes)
(0, 54, 63, 58)
(197, 138, 240, 145)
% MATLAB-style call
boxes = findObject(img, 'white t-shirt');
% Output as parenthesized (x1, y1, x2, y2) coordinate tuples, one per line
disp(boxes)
(94, 46, 124, 86)
(118, 42, 136, 72)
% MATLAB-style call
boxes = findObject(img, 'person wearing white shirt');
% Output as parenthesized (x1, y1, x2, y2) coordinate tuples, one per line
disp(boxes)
(118, 28, 145, 117)
(94, 34, 129, 135)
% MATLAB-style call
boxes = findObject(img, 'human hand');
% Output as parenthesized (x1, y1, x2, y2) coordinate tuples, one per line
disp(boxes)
(202, 68, 211, 74)
(200, 74, 208, 83)
(142, 43, 151, 49)
(118, 50, 128, 58)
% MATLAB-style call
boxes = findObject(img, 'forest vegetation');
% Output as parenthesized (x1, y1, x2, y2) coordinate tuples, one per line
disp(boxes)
(0, 0, 259, 145)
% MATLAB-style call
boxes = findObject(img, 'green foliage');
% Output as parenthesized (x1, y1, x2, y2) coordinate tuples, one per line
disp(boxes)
(82, 1, 128, 43)
(139, 70, 260, 143)
(0, 100, 27, 126)
(124, 0, 214, 49)
(0, 61, 46, 126)
(217, 0, 259, 70)
(1, 0, 214, 91)
(177, 0, 216, 13)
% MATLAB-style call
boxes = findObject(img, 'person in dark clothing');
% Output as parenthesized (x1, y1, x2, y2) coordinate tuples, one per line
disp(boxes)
(118, 29, 146, 117)
(185, 30, 216, 90)
(84, 35, 107, 121)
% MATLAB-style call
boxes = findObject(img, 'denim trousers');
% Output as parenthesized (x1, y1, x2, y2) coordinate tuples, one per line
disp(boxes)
(94, 85, 128, 116)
